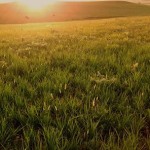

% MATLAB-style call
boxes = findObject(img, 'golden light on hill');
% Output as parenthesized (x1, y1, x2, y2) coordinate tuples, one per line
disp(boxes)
(18, 0, 55, 11)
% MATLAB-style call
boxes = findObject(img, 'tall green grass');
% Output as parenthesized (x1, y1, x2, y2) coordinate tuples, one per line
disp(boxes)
(0, 16, 150, 149)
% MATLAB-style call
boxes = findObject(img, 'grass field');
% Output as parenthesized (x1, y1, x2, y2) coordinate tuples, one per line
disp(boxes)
(0, 16, 150, 149)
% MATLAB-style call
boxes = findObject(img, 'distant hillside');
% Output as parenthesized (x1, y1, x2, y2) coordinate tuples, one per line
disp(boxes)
(141, 0, 150, 5)
(0, 1, 150, 24)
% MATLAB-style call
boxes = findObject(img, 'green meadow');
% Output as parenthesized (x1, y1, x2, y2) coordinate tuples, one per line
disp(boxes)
(0, 16, 150, 149)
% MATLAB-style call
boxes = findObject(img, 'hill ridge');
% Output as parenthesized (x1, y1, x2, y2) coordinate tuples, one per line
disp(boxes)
(0, 1, 150, 24)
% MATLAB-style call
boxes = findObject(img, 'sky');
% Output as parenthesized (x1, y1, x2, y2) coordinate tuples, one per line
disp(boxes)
(0, 0, 150, 3)
(0, 0, 14, 2)
(0, 0, 146, 3)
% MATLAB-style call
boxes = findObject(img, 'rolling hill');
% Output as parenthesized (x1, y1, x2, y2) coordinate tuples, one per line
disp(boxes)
(0, 1, 150, 24)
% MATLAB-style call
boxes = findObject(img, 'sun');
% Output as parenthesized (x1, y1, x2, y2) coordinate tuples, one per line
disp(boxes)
(18, 0, 55, 11)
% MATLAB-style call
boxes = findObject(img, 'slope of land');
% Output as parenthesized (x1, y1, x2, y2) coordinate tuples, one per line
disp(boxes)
(0, 1, 150, 23)
(0, 16, 150, 149)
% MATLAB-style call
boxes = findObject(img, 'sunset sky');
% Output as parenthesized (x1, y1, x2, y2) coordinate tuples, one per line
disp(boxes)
(0, 0, 143, 3)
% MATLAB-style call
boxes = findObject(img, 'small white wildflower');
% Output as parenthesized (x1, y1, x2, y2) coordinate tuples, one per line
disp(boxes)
(64, 84, 67, 90)
(55, 106, 58, 111)
(59, 89, 62, 94)
(50, 93, 54, 99)
(92, 98, 96, 107)
(132, 63, 139, 70)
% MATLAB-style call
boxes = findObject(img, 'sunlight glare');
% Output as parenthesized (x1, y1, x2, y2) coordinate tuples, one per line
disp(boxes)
(18, 0, 55, 10)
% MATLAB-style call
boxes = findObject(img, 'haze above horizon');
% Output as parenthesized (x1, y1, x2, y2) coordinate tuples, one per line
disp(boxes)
(0, 0, 146, 3)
